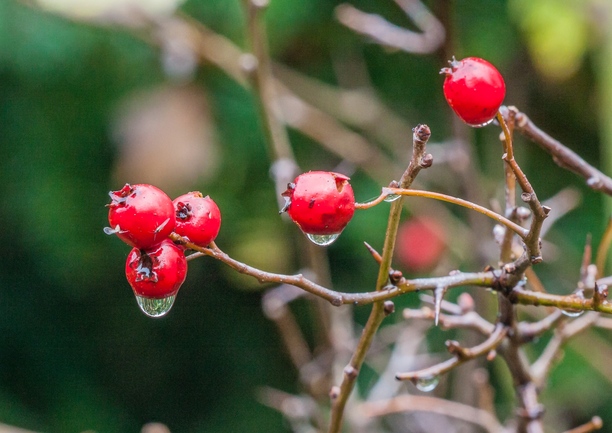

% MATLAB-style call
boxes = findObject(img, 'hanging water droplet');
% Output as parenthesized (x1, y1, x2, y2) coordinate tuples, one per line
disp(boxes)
(135, 295, 176, 318)
(415, 376, 440, 392)
(560, 308, 584, 318)
(468, 119, 494, 128)
(306, 233, 340, 246)
(384, 193, 401, 202)
(415, 375, 440, 392)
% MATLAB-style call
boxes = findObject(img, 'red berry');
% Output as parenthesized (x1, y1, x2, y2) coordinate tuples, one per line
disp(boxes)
(173, 192, 221, 247)
(107, 183, 175, 249)
(281, 171, 355, 236)
(396, 218, 446, 272)
(125, 239, 188, 299)
(441, 57, 506, 127)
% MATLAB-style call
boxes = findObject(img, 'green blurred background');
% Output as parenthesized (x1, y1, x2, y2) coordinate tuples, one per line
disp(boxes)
(1, 0, 612, 431)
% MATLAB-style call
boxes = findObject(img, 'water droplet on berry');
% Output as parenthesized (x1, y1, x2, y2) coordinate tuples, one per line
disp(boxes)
(306, 233, 340, 246)
(384, 194, 401, 202)
(135, 295, 176, 318)
(415, 375, 440, 392)
(560, 308, 584, 318)
(468, 119, 494, 128)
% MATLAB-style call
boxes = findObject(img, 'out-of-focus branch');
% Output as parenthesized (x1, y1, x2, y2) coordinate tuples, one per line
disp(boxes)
(178, 14, 401, 181)
(357, 394, 505, 433)
(262, 284, 312, 369)
(596, 217, 612, 279)
(500, 106, 612, 196)
(516, 310, 564, 343)
(395, 323, 507, 382)
(403, 306, 495, 336)
(335, 0, 445, 54)
(563, 416, 603, 433)
(531, 312, 600, 387)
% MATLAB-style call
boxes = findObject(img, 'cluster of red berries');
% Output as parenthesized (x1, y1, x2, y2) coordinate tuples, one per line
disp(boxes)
(106, 56, 505, 316)
(106, 184, 221, 317)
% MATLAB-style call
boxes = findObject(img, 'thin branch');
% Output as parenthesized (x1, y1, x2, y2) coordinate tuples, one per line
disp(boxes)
(497, 111, 548, 264)
(531, 312, 600, 387)
(262, 285, 312, 369)
(383, 187, 528, 238)
(335, 0, 445, 54)
(403, 306, 496, 336)
(563, 416, 603, 433)
(500, 106, 612, 196)
(327, 125, 431, 433)
(516, 310, 564, 343)
(357, 394, 505, 433)
(395, 323, 507, 381)
(596, 217, 612, 279)
(510, 287, 612, 314)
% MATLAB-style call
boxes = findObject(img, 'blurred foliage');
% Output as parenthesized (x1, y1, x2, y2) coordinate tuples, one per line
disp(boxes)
(0, 0, 611, 431)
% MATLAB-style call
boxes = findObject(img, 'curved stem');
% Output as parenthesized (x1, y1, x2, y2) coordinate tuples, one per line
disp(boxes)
(384, 187, 528, 238)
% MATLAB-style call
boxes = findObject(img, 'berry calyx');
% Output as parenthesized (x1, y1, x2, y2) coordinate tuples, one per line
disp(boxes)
(173, 192, 222, 247)
(107, 183, 176, 249)
(441, 57, 506, 127)
(281, 171, 355, 237)
(125, 239, 188, 299)
(396, 217, 447, 272)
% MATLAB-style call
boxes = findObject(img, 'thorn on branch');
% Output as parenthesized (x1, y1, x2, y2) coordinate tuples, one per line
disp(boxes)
(433, 286, 447, 326)
(363, 241, 383, 265)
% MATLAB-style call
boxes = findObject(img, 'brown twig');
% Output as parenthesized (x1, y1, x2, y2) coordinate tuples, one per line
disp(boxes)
(500, 106, 612, 196)
(563, 416, 603, 433)
(357, 394, 505, 433)
(335, 0, 445, 54)
(531, 312, 600, 387)
(327, 125, 432, 433)
(395, 323, 507, 382)
(497, 111, 548, 264)
(403, 306, 496, 336)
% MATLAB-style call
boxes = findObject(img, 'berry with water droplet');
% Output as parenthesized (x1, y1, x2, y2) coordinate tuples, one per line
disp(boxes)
(107, 183, 175, 249)
(173, 192, 221, 247)
(281, 171, 355, 239)
(441, 57, 506, 127)
(125, 239, 187, 302)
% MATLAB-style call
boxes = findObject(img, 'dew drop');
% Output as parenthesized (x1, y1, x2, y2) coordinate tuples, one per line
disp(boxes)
(306, 233, 340, 246)
(415, 375, 440, 392)
(560, 308, 584, 318)
(103, 226, 116, 235)
(467, 119, 494, 128)
(135, 295, 176, 318)
(384, 194, 401, 202)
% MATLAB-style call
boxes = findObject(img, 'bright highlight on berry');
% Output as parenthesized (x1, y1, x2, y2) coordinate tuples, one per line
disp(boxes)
(441, 57, 506, 127)
(281, 171, 355, 246)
